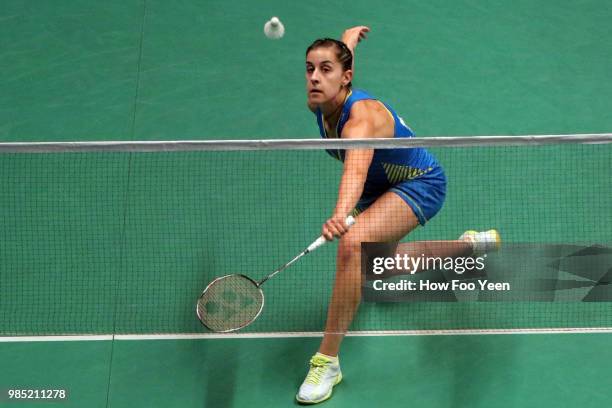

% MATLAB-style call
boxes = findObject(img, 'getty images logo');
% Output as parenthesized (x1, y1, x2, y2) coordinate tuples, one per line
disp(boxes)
(371, 254, 487, 275)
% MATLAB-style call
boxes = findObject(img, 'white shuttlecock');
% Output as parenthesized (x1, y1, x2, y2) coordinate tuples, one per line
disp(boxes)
(264, 16, 285, 39)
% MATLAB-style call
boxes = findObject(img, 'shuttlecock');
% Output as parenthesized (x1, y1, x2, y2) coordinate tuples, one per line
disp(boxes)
(264, 16, 285, 39)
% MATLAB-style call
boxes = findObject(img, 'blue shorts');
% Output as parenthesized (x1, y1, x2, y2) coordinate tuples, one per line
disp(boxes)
(353, 166, 447, 226)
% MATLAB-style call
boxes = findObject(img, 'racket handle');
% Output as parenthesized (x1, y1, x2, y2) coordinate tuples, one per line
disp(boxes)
(306, 236, 328, 253)
(306, 215, 356, 253)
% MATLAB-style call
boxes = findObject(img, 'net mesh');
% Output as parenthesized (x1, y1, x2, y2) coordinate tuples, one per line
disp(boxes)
(0, 137, 611, 335)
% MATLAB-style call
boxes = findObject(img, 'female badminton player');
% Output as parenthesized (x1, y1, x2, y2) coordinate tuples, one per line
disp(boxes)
(296, 26, 500, 404)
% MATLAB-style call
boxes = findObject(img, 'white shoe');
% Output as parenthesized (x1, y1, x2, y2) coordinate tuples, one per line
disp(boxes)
(459, 229, 501, 255)
(296, 353, 342, 404)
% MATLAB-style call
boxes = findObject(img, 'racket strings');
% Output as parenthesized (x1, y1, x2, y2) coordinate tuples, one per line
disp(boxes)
(197, 275, 264, 332)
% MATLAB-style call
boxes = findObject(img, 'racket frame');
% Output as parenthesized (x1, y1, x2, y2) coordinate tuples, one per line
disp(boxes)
(196, 216, 355, 332)
(196, 273, 265, 333)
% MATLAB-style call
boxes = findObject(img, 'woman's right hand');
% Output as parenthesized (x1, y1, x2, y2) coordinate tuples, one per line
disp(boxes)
(322, 214, 351, 241)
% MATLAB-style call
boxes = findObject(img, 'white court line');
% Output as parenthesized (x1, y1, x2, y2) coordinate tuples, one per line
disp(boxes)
(0, 335, 112, 342)
(2, 327, 612, 342)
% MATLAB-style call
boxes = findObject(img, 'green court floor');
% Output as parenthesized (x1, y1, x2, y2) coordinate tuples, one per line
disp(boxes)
(1, 333, 611, 407)
(2, 1, 612, 407)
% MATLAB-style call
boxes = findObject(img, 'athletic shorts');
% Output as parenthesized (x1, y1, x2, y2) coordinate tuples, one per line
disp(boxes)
(352, 165, 446, 226)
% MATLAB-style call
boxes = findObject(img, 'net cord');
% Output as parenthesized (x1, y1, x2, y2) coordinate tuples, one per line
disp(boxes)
(1, 133, 612, 153)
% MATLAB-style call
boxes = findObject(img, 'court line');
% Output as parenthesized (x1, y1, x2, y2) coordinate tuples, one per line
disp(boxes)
(0, 335, 113, 342)
(2, 327, 612, 342)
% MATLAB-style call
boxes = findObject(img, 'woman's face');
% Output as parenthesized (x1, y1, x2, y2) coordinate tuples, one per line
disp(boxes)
(305, 46, 350, 106)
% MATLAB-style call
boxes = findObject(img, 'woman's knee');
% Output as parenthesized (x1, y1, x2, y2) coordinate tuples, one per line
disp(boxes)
(337, 231, 363, 262)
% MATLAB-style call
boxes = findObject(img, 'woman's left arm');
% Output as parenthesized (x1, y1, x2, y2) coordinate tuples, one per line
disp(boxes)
(341, 26, 370, 71)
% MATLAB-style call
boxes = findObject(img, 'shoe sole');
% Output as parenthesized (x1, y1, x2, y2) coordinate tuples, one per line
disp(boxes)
(295, 372, 343, 404)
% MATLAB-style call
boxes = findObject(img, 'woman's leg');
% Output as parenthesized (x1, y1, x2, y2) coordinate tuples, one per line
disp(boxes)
(318, 191, 419, 356)
(297, 191, 497, 403)
(318, 192, 481, 355)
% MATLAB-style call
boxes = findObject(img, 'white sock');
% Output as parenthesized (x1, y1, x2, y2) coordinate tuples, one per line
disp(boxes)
(315, 352, 339, 363)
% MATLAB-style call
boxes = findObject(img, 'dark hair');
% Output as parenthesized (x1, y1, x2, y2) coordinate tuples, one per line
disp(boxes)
(306, 38, 353, 88)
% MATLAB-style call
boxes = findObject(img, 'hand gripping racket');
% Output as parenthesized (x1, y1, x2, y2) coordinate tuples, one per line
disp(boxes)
(196, 216, 356, 332)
